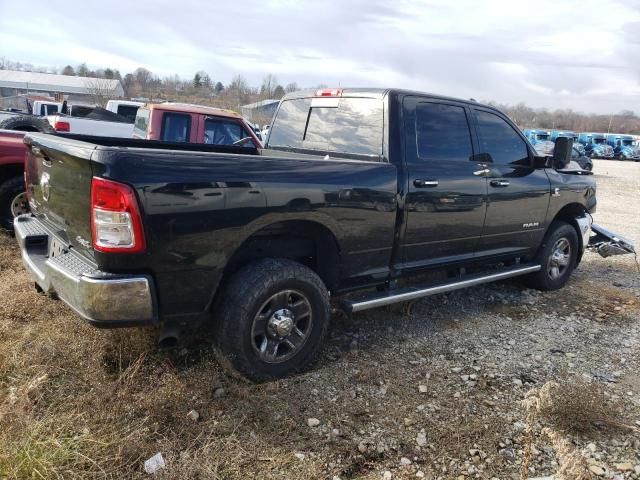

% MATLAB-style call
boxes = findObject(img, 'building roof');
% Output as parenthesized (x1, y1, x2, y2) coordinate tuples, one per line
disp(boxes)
(241, 99, 280, 109)
(0, 69, 124, 96)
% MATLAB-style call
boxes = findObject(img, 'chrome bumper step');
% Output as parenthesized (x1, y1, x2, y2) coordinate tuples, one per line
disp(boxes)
(344, 264, 541, 313)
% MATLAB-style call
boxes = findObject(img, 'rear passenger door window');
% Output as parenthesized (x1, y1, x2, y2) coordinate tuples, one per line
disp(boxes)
(474, 110, 529, 165)
(161, 113, 191, 142)
(415, 103, 473, 162)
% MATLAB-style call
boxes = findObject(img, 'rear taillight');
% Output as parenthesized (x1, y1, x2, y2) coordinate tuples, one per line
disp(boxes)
(90, 177, 145, 253)
(54, 121, 70, 132)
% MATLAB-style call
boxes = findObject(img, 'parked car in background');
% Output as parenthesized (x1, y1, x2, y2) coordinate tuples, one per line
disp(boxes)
(46, 106, 135, 137)
(105, 100, 144, 122)
(606, 134, 640, 161)
(577, 132, 614, 159)
(31, 100, 62, 116)
(244, 119, 263, 141)
(571, 145, 593, 171)
(133, 103, 262, 147)
(0, 130, 30, 228)
(261, 124, 270, 141)
(523, 129, 554, 155)
(0, 112, 55, 227)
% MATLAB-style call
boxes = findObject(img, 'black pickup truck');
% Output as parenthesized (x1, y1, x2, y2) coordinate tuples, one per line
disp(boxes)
(14, 88, 632, 380)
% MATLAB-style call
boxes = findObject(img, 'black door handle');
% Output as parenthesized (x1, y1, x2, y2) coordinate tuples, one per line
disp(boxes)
(414, 179, 439, 188)
(490, 179, 510, 187)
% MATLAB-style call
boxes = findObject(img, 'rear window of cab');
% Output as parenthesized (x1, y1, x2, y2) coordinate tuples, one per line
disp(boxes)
(267, 97, 384, 157)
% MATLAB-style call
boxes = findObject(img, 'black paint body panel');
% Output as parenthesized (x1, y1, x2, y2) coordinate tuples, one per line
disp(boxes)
(22, 89, 597, 325)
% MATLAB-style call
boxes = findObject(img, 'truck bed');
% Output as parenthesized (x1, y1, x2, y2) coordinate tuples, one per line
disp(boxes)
(23, 133, 398, 322)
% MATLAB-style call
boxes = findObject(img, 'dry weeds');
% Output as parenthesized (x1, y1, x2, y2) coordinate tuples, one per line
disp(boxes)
(1, 163, 639, 479)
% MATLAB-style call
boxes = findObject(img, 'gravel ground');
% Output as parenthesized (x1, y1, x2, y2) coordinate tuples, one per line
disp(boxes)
(0, 160, 638, 479)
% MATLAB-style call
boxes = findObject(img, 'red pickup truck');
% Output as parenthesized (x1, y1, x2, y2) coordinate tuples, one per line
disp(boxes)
(132, 103, 262, 147)
(0, 104, 261, 229)
(0, 129, 31, 228)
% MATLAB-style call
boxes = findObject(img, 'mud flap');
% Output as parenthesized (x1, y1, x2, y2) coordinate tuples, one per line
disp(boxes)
(588, 223, 636, 257)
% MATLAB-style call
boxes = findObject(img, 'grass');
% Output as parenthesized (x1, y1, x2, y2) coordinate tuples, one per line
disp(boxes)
(1, 229, 639, 479)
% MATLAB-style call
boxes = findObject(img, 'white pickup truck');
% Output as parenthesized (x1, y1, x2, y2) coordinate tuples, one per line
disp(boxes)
(46, 105, 137, 137)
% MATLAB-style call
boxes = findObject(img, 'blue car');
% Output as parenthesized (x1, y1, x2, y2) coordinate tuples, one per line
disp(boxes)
(606, 134, 640, 161)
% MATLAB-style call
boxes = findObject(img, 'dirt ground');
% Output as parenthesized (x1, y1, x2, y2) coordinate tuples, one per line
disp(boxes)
(0, 160, 639, 480)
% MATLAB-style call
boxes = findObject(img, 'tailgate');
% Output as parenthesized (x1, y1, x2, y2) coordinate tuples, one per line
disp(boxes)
(24, 134, 97, 259)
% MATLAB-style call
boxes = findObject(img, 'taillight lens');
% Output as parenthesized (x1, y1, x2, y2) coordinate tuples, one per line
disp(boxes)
(54, 121, 70, 132)
(90, 177, 145, 253)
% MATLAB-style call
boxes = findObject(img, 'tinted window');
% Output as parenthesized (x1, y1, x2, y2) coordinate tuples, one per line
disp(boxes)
(204, 119, 252, 146)
(133, 108, 149, 138)
(161, 113, 190, 142)
(40, 104, 58, 116)
(117, 105, 139, 122)
(415, 103, 472, 162)
(269, 97, 383, 157)
(475, 110, 529, 165)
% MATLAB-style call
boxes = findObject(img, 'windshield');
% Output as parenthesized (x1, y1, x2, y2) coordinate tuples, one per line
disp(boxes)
(535, 134, 549, 140)
(593, 138, 605, 144)
(268, 97, 383, 157)
(622, 139, 633, 146)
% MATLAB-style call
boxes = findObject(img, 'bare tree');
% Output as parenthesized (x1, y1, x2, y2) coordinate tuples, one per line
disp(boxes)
(285, 82, 299, 93)
(260, 74, 277, 99)
(84, 78, 119, 107)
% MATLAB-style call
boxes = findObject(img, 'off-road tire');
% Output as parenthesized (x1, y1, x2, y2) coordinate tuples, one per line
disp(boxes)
(0, 176, 26, 230)
(524, 221, 578, 291)
(0, 115, 54, 133)
(212, 258, 330, 381)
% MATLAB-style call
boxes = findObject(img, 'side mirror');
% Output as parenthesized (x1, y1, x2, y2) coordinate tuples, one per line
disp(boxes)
(552, 137, 573, 170)
(532, 156, 550, 168)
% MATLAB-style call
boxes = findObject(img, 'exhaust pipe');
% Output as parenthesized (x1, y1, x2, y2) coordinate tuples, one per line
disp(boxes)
(157, 327, 180, 349)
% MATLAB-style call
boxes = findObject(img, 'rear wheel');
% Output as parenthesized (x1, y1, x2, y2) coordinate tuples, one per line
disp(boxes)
(524, 221, 578, 291)
(212, 258, 330, 381)
(0, 115, 54, 133)
(0, 176, 28, 230)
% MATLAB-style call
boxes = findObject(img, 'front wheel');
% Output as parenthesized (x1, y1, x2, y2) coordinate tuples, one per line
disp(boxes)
(524, 221, 578, 291)
(212, 258, 330, 381)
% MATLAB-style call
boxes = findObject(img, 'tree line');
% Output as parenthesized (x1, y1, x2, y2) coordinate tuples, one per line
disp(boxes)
(489, 101, 639, 135)
(1, 58, 638, 133)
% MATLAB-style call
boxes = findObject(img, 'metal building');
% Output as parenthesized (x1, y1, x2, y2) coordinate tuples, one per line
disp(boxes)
(0, 69, 124, 100)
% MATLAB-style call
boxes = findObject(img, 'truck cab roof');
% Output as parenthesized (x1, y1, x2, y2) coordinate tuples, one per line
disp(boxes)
(142, 102, 243, 119)
(281, 88, 498, 110)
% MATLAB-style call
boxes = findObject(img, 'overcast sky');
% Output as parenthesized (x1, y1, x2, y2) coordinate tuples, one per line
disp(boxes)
(1, 0, 639, 114)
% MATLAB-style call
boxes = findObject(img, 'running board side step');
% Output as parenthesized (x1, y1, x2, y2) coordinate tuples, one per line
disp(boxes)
(344, 264, 541, 313)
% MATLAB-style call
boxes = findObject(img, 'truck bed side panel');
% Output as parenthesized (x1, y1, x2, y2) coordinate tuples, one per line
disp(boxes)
(90, 150, 398, 317)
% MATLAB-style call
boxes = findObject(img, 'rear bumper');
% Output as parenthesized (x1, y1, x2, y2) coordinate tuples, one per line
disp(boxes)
(14, 215, 157, 328)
